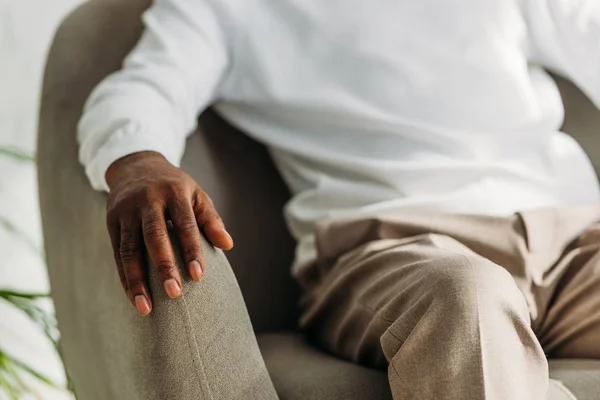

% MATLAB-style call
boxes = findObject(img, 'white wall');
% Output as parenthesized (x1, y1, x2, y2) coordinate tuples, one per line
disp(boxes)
(0, 0, 84, 398)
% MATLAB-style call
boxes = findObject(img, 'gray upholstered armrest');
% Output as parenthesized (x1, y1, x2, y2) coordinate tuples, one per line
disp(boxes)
(555, 75, 600, 177)
(37, 3, 281, 399)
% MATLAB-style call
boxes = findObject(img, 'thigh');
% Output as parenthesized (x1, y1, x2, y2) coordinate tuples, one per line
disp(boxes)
(536, 229, 600, 359)
(299, 232, 509, 369)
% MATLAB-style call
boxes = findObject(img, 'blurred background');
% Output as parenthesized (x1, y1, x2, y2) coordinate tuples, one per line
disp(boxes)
(0, 0, 83, 398)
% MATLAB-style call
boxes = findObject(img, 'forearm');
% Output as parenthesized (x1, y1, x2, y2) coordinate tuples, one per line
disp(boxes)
(77, 0, 230, 192)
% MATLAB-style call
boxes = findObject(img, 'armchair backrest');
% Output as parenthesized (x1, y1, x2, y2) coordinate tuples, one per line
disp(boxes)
(556, 75, 600, 177)
(185, 111, 299, 332)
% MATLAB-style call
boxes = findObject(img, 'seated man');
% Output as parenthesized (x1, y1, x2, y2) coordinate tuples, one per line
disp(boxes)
(77, 0, 600, 398)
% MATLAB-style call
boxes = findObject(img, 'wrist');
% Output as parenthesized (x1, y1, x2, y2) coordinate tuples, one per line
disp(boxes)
(105, 151, 167, 189)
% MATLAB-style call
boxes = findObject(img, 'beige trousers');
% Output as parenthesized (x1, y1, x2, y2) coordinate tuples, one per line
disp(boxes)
(300, 205, 600, 400)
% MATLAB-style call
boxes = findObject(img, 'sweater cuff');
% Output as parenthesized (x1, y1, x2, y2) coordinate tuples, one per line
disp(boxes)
(83, 124, 184, 192)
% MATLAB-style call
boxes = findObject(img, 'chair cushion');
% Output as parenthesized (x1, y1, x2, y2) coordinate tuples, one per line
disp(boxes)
(549, 359, 600, 400)
(258, 333, 600, 400)
(258, 333, 392, 399)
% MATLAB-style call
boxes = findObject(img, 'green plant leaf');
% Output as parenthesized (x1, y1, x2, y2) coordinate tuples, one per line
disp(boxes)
(0, 288, 72, 395)
(0, 140, 72, 395)
(4, 356, 29, 393)
(0, 349, 59, 400)
(0, 147, 36, 162)
(0, 290, 59, 342)
(9, 355, 58, 389)
(0, 289, 50, 300)
(0, 372, 20, 400)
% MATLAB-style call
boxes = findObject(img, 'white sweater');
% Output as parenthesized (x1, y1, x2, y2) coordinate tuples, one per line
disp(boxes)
(78, 0, 600, 277)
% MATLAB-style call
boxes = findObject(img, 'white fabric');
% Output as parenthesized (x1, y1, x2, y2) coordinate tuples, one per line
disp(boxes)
(78, 0, 600, 275)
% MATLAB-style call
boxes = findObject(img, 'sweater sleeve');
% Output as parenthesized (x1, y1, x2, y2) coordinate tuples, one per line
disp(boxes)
(525, 0, 600, 107)
(77, 0, 231, 192)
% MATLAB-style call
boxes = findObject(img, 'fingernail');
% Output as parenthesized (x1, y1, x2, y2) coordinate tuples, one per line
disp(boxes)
(189, 260, 203, 281)
(135, 295, 151, 316)
(222, 228, 234, 246)
(164, 279, 182, 299)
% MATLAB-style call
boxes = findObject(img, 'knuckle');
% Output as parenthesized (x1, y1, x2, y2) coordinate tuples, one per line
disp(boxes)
(106, 193, 120, 212)
(106, 209, 118, 223)
(106, 210, 122, 229)
(197, 189, 211, 203)
(139, 186, 158, 201)
(126, 277, 145, 290)
(192, 190, 206, 208)
(120, 226, 136, 242)
(107, 194, 131, 215)
(170, 196, 189, 214)
(203, 213, 222, 227)
(142, 205, 162, 220)
(157, 263, 178, 278)
(143, 210, 168, 243)
(184, 244, 202, 259)
(120, 241, 138, 260)
(113, 248, 122, 259)
(164, 181, 190, 200)
(165, 186, 183, 201)
(177, 220, 199, 235)
(192, 188, 202, 202)
(143, 224, 168, 244)
(201, 196, 216, 212)
(196, 204, 219, 222)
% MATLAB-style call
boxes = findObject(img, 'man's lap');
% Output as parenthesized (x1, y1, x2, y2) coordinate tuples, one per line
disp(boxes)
(300, 206, 600, 367)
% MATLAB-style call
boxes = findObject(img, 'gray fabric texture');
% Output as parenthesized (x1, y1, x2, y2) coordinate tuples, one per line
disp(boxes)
(258, 333, 393, 400)
(549, 360, 600, 400)
(258, 333, 600, 400)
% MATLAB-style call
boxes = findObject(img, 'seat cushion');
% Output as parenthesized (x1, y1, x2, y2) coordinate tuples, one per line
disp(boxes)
(549, 359, 600, 400)
(258, 333, 392, 399)
(258, 333, 600, 400)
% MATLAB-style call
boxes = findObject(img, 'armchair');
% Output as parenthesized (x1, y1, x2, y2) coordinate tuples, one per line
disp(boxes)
(37, 1, 600, 398)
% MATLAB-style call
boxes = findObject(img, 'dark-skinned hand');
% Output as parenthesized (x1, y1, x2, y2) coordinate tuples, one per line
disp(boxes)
(105, 151, 233, 316)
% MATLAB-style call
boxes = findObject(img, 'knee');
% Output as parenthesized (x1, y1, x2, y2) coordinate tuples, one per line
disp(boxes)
(379, 253, 530, 362)
(379, 251, 529, 335)
(431, 254, 528, 321)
